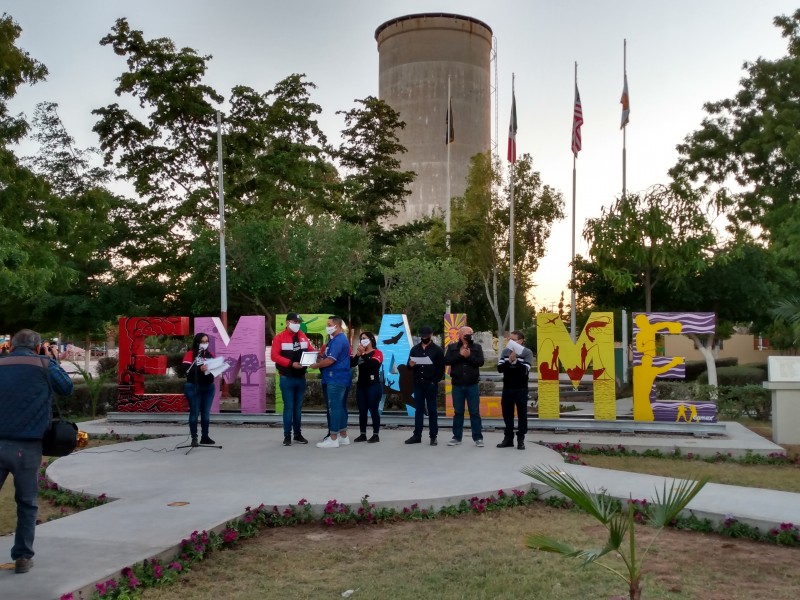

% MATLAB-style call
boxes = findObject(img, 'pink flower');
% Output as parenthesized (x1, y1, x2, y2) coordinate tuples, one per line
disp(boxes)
(60, 594, 74, 600)
(153, 564, 163, 579)
(298, 498, 308, 506)
(169, 561, 183, 571)
(323, 517, 334, 526)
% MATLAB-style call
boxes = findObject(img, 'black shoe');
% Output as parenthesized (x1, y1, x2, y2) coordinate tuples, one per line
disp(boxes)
(368, 434, 380, 443)
(354, 433, 368, 443)
(293, 434, 308, 444)
(14, 557, 33, 574)
(517, 440, 525, 450)
(404, 435, 422, 444)
(283, 435, 292, 446)
(430, 437, 438, 446)
(497, 438, 514, 448)
(191, 437, 199, 448)
(200, 436, 215, 445)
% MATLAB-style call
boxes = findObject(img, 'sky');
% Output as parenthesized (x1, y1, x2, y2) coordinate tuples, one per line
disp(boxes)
(5, 0, 798, 313)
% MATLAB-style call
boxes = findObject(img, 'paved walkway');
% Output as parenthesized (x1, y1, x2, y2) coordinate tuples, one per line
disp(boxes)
(1, 421, 797, 600)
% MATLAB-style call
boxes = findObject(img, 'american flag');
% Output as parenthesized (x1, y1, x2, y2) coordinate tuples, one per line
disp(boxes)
(571, 84, 583, 157)
(507, 89, 517, 163)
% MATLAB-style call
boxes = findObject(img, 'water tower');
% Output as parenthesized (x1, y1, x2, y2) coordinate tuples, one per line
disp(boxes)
(375, 13, 492, 224)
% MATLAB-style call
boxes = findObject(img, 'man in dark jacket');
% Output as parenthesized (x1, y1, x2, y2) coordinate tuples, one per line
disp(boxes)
(405, 325, 445, 446)
(0, 329, 73, 574)
(497, 330, 533, 450)
(444, 326, 485, 447)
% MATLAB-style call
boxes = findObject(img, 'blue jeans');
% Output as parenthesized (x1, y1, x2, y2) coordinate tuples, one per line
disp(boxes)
(324, 384, 350, 432)
(413, 381, 439, 439)
(0, 439, 41, 559)
(279, 376, 306, 436)
(356, 382, 382, 434)
(326, 383, 349, 433)
(184, 382, 215, 439)
(451, 384, 482, 442)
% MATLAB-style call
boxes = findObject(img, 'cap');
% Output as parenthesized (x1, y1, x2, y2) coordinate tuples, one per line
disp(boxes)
(286, 312, 302, 322)
(419, 325, 433, 336)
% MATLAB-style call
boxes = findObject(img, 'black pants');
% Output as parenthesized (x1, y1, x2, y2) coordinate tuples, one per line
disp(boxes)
(412, 381, 439, 438)
(501, 388, 528, 440)
(356, 382, 382, 434)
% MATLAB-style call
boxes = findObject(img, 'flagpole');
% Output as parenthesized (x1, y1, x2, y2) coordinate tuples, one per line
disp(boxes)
(623, 39, 627, 201)
(446, 75, 452, 315)
(508, 73, 516, 333)
(217, 110, 228, 332)
(570, 62, 577, 342)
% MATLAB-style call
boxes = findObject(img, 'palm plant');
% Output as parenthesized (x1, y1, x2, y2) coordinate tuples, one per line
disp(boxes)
(69, 361, 114, 418)
(522, 465, 709, 600)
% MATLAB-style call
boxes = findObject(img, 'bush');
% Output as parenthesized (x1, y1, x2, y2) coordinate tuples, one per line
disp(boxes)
(697, 366, 766, 386)
(684, 357, 738, 381)
(97, 357, 118, 377)
(166, 352, 189, 377)
(63, 382, 118, 417)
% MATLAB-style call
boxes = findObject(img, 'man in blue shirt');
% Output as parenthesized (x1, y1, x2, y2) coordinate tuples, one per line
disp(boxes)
(310, 316, 352, 448)
(0, 329, 74, 574)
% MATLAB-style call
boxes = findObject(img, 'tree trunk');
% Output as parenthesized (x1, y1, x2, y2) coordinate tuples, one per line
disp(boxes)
(689, 332, 718, 387)
(84, 331, 91, 375)
(644, 266, 652, 313)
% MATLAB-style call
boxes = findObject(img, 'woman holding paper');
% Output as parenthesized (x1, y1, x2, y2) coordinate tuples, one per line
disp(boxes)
(182, 332, 218, 447)
(350, 331, 384, 443)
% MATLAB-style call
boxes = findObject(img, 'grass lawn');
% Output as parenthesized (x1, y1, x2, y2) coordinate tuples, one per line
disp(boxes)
(139, 505, 800, 600)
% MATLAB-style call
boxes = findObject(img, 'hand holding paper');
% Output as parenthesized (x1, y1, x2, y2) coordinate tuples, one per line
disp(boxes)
(202, 356, 231, 377)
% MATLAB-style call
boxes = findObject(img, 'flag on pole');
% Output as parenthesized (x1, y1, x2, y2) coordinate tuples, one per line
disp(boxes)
(446, 98, 454, 144)
(620, 72, 630, 129)
(571, 84, 583, 157)
(507, 90, 517, 163)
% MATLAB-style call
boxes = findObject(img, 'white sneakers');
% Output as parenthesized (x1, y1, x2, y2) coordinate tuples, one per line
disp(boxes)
(447, 438, 462, 446)
(316, 434, 350, 448)
(316, 437, 339, 448)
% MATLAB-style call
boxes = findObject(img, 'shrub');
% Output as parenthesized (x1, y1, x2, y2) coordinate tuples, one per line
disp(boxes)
(97, 357, 119, 377)
(697, 366, 766, 386)
(64, 382, 118, 417)
(684, 357, 738, 381)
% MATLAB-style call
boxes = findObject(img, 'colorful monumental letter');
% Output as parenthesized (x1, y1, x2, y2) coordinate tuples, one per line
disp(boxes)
(632, 312, 717, 423)
(376, 314, 413, 409)
(536, 312, 616, 420)
(117, 316, 190, 412)
(195, 316, 266, 414)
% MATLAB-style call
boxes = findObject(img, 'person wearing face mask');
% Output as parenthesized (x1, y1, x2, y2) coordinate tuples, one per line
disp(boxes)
(405, 325, 445, 445)
(309, 316, 352, 448)
(182, 332, 218, 447)
(350, 331, 383, 443)
(444, 326, 485, 447)
(271, 312, 316, 446)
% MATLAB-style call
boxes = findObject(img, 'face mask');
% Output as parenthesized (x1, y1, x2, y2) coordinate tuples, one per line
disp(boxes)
(463, 334, 473, 343)
(421, 337, 431, 344)
(360, 338, 370, 347)
(288, 322, 301, 333)
(199, 342, 209, 351)
(325, 326, 336, 336)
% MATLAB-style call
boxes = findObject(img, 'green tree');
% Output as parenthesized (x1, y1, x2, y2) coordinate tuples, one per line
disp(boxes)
(582, 184, 715, 313)
(451, 152, 564, 339)
(382, 257, 467, 326)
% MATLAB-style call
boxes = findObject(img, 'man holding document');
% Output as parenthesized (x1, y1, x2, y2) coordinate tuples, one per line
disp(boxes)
(497, 331, 533, 450)
(405, 325, 445, 446)
(271, 313, 317, 446)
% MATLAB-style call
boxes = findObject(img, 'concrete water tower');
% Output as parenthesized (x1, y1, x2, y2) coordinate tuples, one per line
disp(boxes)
(375, 13, 492, 224)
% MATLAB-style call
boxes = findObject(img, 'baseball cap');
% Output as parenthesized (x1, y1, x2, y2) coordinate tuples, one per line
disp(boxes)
(419, 325, 433, 336)
(286, 312, 302, 322)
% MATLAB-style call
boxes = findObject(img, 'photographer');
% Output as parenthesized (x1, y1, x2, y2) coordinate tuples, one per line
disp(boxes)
(0, 329, 73, 574)
(444, 326, 485, 447)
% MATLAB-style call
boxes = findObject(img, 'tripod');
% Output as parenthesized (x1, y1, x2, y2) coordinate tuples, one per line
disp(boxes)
(177, 439, 223, 455)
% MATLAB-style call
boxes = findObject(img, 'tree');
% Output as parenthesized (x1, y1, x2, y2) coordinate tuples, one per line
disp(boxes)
(451, 152, 565, 339)
(582, 184, 716, 313)
(670, 9, 800, 256)
(382, 257, 467, 326)
(183, 215, 370, 337)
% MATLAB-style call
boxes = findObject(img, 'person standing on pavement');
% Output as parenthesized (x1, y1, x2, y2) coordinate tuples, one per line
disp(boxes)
(350, 331, 383, 443)
(444, 326, 485, 447)
(0, 329, 74, 574)
(405, 325, 445, 446)
(182, 333, 218, 447)
(496, 330, 533, 450)
(271, 312, 316, 446)
(310, 316, 352, 448)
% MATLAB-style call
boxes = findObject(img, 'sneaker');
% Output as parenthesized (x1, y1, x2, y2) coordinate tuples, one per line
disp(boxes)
(293, 434, 308, 444)
(283, 435, 292, 447)
(496, 438, 514, 448)
(200, 436, 215, 445)
(14, 557, 33, 574)
(430, 437, 438, 446)
(517, 440, 526, 450)
(354, 434, 368, 443)
(475, 439, 484, 447)
(191, 437, 199, 448)
(404, 435, 422, 445)
(368, 434, 380, 443)
(338, 435, 351, 446)
(447, 438, 461, 446)
(316, 437, 339, 448)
